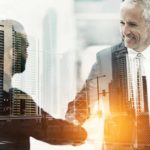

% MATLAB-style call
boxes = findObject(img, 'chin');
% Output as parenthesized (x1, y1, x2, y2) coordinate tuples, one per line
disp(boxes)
(125, 42, 134, 49)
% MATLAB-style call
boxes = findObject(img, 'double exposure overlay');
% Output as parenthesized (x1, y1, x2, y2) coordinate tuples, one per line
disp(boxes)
(1, 0, 150, 150)
(0, 20, 87, 150)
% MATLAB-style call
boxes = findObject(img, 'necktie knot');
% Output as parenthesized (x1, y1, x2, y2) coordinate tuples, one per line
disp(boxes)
(136, 53, 144, 60)
(136, 53, 145, 75)
(136, 52, 142, 57)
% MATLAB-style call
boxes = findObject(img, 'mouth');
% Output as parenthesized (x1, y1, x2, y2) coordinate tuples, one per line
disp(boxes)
(125, 37, 132, 42)
(124, 35, 136, 43)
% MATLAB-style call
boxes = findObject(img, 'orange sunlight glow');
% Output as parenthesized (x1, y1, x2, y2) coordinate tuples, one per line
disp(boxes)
(83, 113, 104, 149)
(82, 100, 105, 149)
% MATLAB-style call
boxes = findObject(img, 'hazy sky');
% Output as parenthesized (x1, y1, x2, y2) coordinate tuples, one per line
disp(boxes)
(0, 1, 88, 149)
(0, 0, 54, 37)
(0, 0, 73, 38)
(0, 1, 120, 149)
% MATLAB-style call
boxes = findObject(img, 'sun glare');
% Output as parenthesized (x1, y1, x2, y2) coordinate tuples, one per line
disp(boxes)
(83, 111, 105, 149)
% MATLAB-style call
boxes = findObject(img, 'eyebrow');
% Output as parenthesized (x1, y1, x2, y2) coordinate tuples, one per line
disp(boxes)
(120, 20, 138, 25)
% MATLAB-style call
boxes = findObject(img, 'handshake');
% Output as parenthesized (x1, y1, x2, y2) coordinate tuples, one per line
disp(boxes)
(42, 117, 87, 145)
(40, 99, 89, 145)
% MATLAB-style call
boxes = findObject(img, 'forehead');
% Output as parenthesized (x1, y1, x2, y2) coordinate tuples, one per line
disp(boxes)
(120, 3, 144, 22)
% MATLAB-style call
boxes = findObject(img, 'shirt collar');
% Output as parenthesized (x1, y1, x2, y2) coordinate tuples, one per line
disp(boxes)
(128, 45, 150, 59)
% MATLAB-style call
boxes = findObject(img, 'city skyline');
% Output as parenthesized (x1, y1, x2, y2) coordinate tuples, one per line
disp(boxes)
(0, 20, 39, 116)
(0, 0, 124, 150)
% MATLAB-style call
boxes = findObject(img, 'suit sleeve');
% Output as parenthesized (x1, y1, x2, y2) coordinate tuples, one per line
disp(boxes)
(65, 61, 101, 124)
(27, 109, 87, 145)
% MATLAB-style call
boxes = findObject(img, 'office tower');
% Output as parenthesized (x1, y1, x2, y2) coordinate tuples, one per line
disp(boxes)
(0, 20, 37, 116)
(107, 49, 150, 148)
(109, 49, 129, 112)
(42, 5, 77, 117)
(104, 49, 134, 145)
(42, 9, 59, 115)
(0, 24, 4, 114)
(142, 76, 148, 112)
(25, 36, 41, 115)
(11, 88, 37, 115)
(13, 35, 41, 116)
(0, 21, 13, 115)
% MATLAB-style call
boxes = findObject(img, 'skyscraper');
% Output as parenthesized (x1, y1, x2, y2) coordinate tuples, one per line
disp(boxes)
(106, 48, 150, 147)
(42, 9, 59, 116)
(0, 24, 4, 115)
(42, 6, 77, 117)
(0, 21, 13, 115)
(109, 49, 129, 112)
(0, 20, 37, 116)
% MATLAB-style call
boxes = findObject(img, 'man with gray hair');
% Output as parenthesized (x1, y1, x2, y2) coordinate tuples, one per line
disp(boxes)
(66, 0, 150, 149)
(0, 19, 87, 150)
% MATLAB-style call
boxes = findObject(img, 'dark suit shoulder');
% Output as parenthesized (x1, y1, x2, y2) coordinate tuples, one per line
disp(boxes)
(9, 88, 32, 98)
(96, 42, 126, 60)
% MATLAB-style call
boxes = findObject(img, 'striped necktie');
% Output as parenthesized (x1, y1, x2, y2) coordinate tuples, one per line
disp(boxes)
(136, 53, 147, 113)
(135, 53, 150, 147)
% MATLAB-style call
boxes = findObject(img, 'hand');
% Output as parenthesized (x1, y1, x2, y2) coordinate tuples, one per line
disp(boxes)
(65, 100, 89, 125)
(65, 111, 87, 125)
(45, 118, 87, 145)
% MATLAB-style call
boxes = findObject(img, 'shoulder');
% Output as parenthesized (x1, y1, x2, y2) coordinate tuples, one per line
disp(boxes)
(9, 88, 33, 100)
(96, 42, 125, 58)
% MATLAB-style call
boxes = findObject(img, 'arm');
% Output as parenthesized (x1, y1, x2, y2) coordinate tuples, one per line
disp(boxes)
(65, 62, 101, 125)
(65, 86, 90, 125)
(27, 108, 87, 145)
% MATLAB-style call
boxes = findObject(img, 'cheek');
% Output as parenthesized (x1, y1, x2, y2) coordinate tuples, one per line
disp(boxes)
(119, 26, 124, 36)
(142, 28, 150, 40)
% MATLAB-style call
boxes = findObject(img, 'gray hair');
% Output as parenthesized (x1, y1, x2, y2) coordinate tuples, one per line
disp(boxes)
(122, 0, 150, 22)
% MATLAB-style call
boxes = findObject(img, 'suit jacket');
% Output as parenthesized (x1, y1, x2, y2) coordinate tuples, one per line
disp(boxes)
(66, 42, 128, 119)
(66, 42, 150, 148)
(0, 88, 87, 150)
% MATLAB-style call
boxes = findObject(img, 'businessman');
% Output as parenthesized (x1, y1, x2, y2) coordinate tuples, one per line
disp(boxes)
(66, 0, 150, 149)
(0, 19, 87, 150)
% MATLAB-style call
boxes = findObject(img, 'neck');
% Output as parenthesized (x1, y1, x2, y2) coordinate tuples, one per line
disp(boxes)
(134, 44, 150, 52)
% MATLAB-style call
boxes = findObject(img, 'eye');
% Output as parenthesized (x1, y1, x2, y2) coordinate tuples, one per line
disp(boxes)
(120, 21, 125, 25)
(128, 22, 137, 27)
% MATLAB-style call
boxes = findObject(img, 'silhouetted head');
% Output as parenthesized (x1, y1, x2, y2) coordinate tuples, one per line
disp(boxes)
(0, 19, 28, 75)
(10, 20, 29, 74)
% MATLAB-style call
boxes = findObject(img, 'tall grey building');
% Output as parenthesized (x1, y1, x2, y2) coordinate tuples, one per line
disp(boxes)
(109, 49, 129, 112)
(42, 6, 77, 117)
(0, 21, 13, 115)
(42, 9, 59, 115)
(107, 49, 150, 147)
(0, 24, 4, 114)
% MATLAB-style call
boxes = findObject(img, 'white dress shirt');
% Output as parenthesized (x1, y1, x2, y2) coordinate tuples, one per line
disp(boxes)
(127, 45, 150, 114)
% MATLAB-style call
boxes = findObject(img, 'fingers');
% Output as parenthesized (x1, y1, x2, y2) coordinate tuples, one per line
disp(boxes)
(45, 119, 87, 145)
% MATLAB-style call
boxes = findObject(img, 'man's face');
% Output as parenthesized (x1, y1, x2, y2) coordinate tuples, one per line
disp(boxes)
(120, 3, 150, 52)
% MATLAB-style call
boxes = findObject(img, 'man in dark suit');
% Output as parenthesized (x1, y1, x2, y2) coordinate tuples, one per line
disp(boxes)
(0, 19, 87, 150)
(66, 0, 150, 149)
